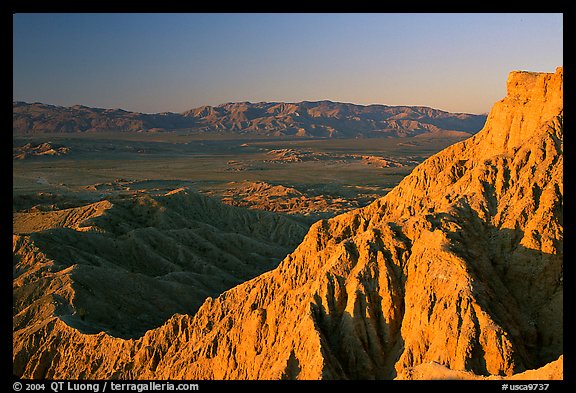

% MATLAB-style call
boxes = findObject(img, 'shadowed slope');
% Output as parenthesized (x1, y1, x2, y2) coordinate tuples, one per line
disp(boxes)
(13, 189, 307, 339)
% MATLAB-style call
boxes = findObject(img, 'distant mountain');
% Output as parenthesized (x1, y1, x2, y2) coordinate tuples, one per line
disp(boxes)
(13, 100, 486, 138)
(12, 102, 191, 134)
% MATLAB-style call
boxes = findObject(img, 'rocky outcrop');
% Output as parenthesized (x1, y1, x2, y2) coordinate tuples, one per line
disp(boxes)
(13, 142, 71, 160)
(397, 355, 563, 380)
(13, 100, 486, 138)
(13, 68, 562, 379)
(211, 180, 358, 222)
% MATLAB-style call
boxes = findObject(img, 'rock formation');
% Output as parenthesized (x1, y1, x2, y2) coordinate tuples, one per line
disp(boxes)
(397, 355, 563, 380)
(13, 189, 308, 339)
(13, 100, 486, 138)
(13, 68, 562, 379)
(210, 180, 360, 222)
(13, 142, 71, 160)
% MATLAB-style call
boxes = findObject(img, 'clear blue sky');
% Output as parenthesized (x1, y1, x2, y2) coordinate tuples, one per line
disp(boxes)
(13, 13, 563, 114)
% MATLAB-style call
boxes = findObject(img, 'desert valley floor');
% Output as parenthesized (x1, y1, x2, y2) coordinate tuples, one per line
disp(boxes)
(13, 134, 464, 224)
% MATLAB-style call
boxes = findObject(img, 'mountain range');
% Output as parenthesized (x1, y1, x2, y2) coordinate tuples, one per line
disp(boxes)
(13, 100, 486, 138)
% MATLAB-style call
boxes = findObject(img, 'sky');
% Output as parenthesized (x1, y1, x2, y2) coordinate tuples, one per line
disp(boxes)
(13, 13, 563, 115)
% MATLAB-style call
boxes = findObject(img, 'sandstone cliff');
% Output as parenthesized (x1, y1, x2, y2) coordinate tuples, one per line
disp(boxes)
(13, 68, 562, 379)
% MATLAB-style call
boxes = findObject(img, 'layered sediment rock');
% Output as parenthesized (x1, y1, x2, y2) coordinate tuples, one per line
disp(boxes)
(13, 68, 563, 380)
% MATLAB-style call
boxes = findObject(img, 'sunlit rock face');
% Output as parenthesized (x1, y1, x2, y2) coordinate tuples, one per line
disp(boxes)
(13, 68, 562, 380)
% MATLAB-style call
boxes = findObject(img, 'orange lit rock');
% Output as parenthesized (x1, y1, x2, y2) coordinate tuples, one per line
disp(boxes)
(13, 68, 562, 380)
